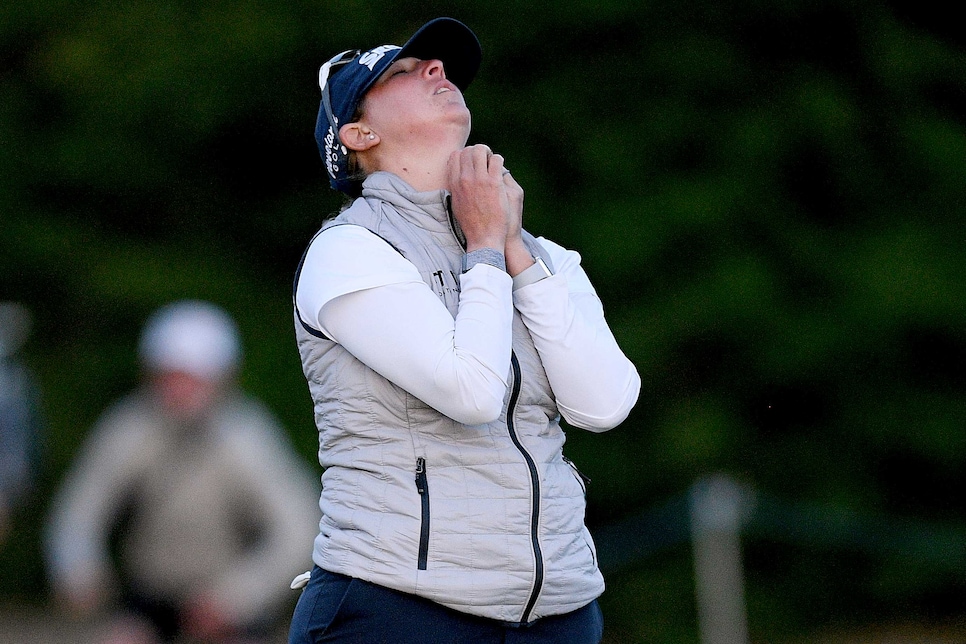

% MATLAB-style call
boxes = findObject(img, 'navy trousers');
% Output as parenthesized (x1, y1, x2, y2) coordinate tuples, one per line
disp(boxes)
(289, 567, 604, 644)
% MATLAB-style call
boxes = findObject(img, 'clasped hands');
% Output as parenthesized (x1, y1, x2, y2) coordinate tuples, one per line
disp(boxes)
(447, 144, 534, 276)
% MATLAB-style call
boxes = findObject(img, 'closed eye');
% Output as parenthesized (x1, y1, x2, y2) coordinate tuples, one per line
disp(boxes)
(381, 57, 420, 81)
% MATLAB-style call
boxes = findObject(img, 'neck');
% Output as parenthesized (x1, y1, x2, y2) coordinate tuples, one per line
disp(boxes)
(372, 150, 451, 192)
(363, 128, 468, 192)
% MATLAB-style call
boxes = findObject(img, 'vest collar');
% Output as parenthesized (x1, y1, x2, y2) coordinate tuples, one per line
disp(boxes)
(361, 172, 454, 234)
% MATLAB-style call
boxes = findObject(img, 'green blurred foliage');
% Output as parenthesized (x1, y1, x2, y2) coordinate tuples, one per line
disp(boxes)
(2, 0, 964, 641)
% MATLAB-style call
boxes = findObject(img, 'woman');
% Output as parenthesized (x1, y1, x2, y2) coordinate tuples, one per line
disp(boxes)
(291, 17, 641, 644)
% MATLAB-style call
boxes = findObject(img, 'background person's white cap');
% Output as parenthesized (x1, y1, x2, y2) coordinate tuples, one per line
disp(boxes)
(138, 300, 241, 381)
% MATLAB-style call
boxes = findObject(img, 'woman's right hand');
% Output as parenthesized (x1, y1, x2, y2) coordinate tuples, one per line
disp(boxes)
(447, 144, 510, 252)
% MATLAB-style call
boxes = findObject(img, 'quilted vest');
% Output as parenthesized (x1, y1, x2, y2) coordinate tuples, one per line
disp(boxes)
(293, 172, 604, 624)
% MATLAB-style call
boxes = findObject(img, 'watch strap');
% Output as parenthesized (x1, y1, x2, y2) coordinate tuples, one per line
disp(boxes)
(512, 257, 553, 291)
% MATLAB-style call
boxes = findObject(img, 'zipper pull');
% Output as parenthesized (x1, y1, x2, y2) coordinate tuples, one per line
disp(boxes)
(563, 455, 592, 486)
(415, 457, 427, 494)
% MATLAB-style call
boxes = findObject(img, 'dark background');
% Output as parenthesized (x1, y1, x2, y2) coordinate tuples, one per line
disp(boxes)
(2, 1, 964, 642)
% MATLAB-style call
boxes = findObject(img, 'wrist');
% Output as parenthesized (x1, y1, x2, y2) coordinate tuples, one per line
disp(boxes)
(512, 256, 553, 290)
(504, 238, 534, 277)
(462, 248, 506, 273)
(465, 236, 506, 253)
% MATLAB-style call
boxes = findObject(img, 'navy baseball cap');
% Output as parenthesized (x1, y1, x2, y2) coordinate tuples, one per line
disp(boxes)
(315, 18, 482, 195)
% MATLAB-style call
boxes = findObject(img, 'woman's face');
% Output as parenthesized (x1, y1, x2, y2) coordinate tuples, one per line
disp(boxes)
(359, 57, 471, 145)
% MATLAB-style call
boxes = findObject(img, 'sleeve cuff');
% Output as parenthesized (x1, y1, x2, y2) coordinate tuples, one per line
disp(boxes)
(462, 248, 506, 273)
(512, 257, 554, 291)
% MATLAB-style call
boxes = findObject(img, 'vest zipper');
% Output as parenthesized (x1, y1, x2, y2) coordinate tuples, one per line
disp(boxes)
(415, 457, 430, 570)
(445, 196, 467, 250)
(507, 352, 544, 624)
(446, 199, 543, 621)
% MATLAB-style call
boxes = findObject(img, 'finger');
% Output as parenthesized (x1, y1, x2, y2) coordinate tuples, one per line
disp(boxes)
(472, 143, 493, 156)
(488, 153, 506, 177)
(454, 146, 481, 183)
(470, 144, 491, 174)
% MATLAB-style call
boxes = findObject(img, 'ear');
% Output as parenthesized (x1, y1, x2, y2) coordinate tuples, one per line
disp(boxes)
(339, 123, 378, 151)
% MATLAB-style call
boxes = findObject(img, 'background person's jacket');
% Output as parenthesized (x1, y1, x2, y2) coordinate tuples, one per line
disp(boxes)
(45, 390, 320, 628)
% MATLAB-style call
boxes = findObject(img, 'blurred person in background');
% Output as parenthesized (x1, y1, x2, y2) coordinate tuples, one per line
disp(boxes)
(0, 301, 43, 548)
(45, 300, 319, 644)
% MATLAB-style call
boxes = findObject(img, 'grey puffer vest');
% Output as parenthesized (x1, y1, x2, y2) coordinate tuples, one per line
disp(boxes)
(294, 172, 603, 624)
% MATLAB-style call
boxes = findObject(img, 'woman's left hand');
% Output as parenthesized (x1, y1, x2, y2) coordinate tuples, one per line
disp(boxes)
(501, 169, 533, 276)
(503, 169, 524, 239)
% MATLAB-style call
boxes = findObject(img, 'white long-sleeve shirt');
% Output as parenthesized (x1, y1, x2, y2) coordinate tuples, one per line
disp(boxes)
(295, 225, 640, 431)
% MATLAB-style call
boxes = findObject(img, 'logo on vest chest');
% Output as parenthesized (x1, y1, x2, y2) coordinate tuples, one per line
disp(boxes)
(429, 268, 461, 300)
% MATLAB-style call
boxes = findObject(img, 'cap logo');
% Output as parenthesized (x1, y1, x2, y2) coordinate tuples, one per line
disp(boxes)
(358, 45, 401, 71)
(323, 124, 346, 179)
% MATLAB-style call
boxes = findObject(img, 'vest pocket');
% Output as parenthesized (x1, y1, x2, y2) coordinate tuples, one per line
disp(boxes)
(563, 455, 591, 495)
(415, 457, 430, 570)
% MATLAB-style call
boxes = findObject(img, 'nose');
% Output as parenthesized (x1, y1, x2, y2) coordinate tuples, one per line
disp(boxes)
(421, 58, 446, 79)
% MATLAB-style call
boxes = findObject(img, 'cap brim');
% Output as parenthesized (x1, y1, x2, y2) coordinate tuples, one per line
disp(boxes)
(397, 18, 481, 91)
